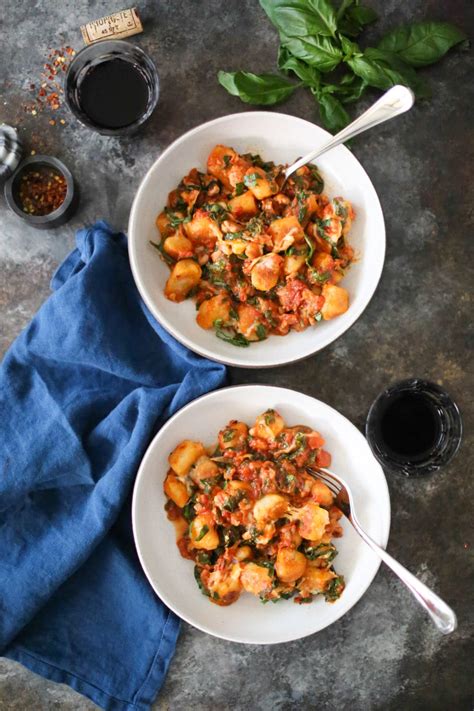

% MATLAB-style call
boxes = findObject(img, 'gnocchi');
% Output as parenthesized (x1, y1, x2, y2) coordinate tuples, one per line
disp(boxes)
(153, 145, 355, 346)
(163, 409, 345, 606)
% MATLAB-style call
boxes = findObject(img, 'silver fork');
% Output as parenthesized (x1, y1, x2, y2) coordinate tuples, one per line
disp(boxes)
(307, 466, 457, 634)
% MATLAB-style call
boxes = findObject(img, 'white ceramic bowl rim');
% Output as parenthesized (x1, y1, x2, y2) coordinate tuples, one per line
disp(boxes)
(132, 384, 391, 644)
(128, 111, 386, 369)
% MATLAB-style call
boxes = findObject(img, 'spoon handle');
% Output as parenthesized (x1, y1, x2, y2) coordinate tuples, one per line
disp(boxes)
(350, 514, 457, 634)
(284, 84, 415, 179)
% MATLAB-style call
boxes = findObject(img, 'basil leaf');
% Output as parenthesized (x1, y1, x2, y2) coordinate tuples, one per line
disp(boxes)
(279, 33, 343, 73)
(336, 0, 353, 21)
(316, 92, 350, 132)
(278, 47, 321, 85)
(347, 48, 427, 95)
(259, 0, 338, 38)
(335, 74, 367, 104)
(218, 70, 300, 105)
(378, 21, 467, 68)
(365, 47, 430, 98)
(339, 4, 377, 37)
(339, 34, 361, 60)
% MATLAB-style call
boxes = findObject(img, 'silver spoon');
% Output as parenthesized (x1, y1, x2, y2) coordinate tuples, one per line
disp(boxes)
(307, 464, 457, 634)
(284, 84, 415, 181)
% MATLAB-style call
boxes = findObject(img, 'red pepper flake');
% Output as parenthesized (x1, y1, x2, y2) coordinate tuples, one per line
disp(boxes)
(18, 166, 67, 216)
(23, 45, 76, 120)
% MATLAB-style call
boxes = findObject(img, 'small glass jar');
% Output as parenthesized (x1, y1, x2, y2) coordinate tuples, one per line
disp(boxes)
(64, 40, 159, 136)
(366, 378, 462, 477)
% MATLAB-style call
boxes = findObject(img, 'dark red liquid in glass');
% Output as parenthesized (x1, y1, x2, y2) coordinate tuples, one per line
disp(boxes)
(378, 392, 441, 460)
(78, 58, 150, 129)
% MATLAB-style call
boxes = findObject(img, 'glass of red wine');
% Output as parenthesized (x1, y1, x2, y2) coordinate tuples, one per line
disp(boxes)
(366, 378, 462, 476)
(65, 40, 159, 136)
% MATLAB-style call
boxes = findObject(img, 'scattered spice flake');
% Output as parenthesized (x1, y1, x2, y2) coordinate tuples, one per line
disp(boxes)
(49, 119, 56, 126)
(22, 44, 76, 121)
(464, 542, 470, 550)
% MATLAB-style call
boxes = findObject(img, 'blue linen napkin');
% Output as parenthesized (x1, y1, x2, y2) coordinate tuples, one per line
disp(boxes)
(0, 221, 226, 710)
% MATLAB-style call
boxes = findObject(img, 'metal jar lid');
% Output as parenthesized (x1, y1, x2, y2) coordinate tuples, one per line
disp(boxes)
(0, 124, 23, 180)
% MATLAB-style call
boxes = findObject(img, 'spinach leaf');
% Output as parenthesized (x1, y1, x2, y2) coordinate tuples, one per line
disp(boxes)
(215, 328, 250, 347)
(195, 524, 209, 542)
(223, 526, 240, 547)
(301, 542, 337, 561)
(280, 33, 343, 73)
(182, 496, 196, 523)
(197, 551, 212, 565)
(194, 565, 210, 597)
(223, 490, 246, 512)
(256, 323, 267, 340)
(316, 91, 350, 132)
(259, 0, 338, 38)
(304, 232, 315, 264)
(243, 171, 260, 188)
(264, 409, 276, 425)
(378, 21, 467, 68)
(324, 574, 345, 601)
(309, 268, 331, 283)
(218, 70, 300, 105)
(149, 240, 174, 265)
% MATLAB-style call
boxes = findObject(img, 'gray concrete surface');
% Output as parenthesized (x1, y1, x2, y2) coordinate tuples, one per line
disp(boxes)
(1, 1, 473, 709)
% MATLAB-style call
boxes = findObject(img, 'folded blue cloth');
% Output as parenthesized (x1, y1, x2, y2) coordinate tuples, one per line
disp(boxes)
(0, 222, 226, 710)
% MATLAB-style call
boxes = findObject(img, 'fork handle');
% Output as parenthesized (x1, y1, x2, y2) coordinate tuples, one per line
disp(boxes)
(284, 85, 414, 179)
(352, 520, 457, 634)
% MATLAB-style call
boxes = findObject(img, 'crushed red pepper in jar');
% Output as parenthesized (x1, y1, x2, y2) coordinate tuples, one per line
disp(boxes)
(18, 166, 67, 216)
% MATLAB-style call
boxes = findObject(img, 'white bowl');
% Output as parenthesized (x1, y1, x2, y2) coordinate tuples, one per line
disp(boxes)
(132, 385, 391, 644)
(129, 112, 385, 368)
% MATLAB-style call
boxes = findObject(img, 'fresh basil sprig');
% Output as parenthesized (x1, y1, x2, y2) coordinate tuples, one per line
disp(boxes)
(218, 1, 467, 133)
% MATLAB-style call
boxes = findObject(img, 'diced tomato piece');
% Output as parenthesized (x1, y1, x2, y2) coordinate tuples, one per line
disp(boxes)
(316, 449, 332, 468)
(307, 432, 325, 450)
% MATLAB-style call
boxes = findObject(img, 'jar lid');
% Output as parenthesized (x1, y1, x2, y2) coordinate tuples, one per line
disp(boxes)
(0, 124, 23, 181)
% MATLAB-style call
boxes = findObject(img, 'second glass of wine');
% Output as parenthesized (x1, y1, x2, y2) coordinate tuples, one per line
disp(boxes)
(366, 378, 462, 477)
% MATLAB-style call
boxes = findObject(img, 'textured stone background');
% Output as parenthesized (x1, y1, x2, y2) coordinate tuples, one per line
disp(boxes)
(1, 1, 473, 709)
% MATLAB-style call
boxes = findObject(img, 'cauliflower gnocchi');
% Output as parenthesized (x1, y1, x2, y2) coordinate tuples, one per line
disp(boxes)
(164, 409, 345, 606)
(153, 145, 355, 346)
